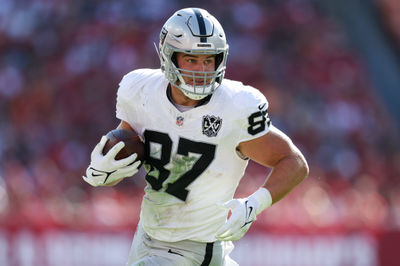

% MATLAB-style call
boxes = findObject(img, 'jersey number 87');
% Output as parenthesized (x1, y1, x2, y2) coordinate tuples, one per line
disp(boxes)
(143, 130, 216, 201)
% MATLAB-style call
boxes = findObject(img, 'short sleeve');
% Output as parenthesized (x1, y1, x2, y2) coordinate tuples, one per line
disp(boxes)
(236, 87, 271, 143)
(115, 72, 139, 124)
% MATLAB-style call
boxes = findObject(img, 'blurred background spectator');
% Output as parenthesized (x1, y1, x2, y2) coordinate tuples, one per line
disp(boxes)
(378, 0, 400, 46)
(0, 0, 399, 265)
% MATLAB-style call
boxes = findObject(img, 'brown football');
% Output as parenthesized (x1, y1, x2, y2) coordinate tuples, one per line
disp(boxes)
(102, 129, 145, 166)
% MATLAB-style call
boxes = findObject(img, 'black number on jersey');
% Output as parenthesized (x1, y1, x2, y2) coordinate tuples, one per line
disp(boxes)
(144, 130, 216, 201)
(247, 108, 270, 135)
(143, 130, 172, 191)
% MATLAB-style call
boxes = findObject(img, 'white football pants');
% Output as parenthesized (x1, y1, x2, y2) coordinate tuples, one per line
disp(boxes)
(126, 222, 239, 266)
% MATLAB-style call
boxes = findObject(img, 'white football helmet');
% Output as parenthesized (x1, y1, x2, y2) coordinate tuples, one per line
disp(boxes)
(158, 8, 229, 100)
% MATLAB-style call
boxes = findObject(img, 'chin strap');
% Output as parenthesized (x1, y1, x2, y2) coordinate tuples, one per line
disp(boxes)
(179, 81, 220, 100)
(181, 88, 210, 100)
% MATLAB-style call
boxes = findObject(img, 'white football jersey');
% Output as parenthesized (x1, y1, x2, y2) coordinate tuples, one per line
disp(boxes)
(116, 68, 270, 242)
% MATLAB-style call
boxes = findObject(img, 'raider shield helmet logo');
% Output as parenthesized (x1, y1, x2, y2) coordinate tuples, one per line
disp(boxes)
(202, 115, 222, 137)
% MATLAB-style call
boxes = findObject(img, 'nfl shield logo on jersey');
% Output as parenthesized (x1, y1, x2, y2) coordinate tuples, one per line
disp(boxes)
(202, 115, 222, 137)
(176, 116, 184, 126)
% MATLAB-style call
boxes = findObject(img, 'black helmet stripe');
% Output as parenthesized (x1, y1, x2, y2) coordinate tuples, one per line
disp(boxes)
(193, 8, 207, 43)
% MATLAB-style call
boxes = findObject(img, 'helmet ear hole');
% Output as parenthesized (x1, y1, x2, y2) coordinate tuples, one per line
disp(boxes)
(215, 53, 223, 71)
(171, 53, 178, 68)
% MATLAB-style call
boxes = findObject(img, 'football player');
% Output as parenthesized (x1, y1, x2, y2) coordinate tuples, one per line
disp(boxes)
(83, 7, 309, 266)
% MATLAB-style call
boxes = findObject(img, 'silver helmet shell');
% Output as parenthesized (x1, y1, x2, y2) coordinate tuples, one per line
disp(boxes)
(158, 8, 229, 100)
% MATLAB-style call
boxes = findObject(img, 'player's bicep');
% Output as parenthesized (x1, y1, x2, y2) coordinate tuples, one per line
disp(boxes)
(237, 125, 298, 168)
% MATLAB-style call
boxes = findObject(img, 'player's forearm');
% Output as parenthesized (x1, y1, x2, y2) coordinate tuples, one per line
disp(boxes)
(263, 153, 309, 204)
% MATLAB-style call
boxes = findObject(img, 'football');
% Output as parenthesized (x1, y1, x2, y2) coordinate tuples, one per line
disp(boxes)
(102, 129, 145, 165)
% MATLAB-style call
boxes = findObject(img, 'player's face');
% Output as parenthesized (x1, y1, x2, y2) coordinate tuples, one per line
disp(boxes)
(176, 53, 216, 85)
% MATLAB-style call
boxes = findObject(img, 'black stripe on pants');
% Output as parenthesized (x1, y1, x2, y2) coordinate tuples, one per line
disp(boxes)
(200, 242, 214, 266)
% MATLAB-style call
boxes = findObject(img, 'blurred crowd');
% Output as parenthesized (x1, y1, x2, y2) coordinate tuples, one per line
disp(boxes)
(378, 0, 400, 46)
(1, 0, 400, 234)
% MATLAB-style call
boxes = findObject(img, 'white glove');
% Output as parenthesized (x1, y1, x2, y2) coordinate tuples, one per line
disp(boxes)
(216, 187, 272, 241)
(83, 136, 141, 187)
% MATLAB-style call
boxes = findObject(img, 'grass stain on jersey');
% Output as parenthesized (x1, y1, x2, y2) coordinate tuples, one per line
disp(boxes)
(144, 153, 199, 195)
(164, 154, 198, 186)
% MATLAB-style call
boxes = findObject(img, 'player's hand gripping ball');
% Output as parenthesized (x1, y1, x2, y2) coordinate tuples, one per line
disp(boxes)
(102, 129, 145, 166)
(83, 129, 145, 187)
